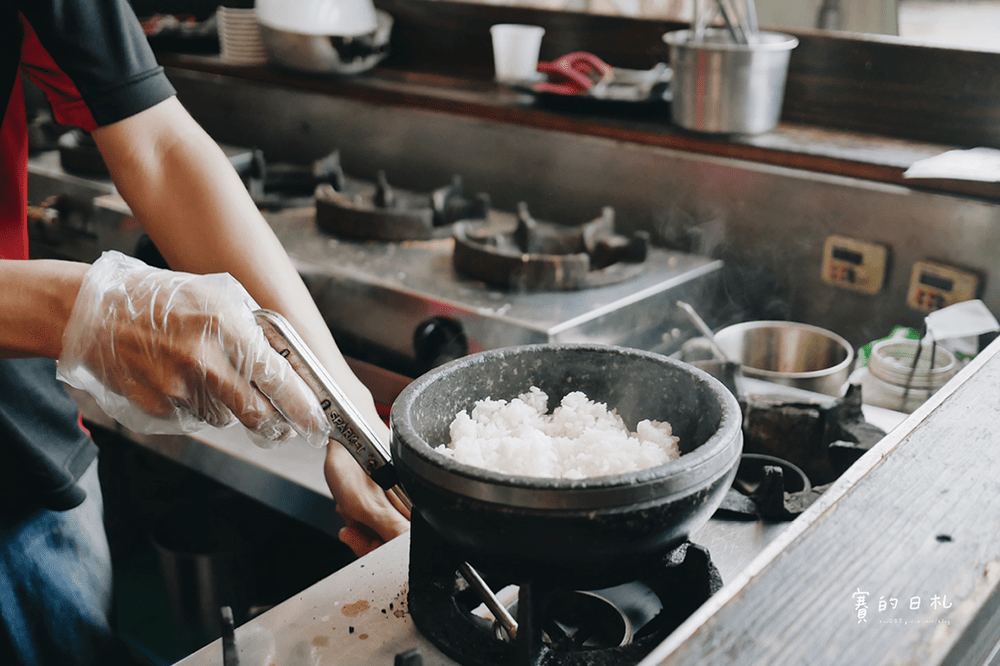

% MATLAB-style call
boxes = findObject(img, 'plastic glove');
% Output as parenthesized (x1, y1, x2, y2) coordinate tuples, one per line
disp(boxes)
(58, 251, 331, 449)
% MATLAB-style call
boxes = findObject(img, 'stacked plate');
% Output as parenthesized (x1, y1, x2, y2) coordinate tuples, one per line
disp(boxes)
(217, 6, 268, 65)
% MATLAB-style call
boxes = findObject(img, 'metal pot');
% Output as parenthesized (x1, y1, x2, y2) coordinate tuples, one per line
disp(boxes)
(258, 9, 392, 76)
(390, 344, 743, 587)
(663, 29, 798, 134)
(712, 321, 854, 396)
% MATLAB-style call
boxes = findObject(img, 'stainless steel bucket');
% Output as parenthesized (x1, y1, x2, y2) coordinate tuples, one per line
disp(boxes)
(712, 321, 854, 396)
(662, 29, 798, 134)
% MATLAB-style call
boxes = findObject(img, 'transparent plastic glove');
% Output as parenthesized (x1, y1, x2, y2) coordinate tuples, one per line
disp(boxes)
(58, 251, 331, 449)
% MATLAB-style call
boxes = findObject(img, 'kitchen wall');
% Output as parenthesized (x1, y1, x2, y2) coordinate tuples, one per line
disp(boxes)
(167, 68, 1000, 348)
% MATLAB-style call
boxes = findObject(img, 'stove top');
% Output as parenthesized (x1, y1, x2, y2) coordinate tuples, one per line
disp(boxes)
(167, 386, 904, 666)
(170, 516, 786, 666)
(264, 207, 723, 379)
(404, 513, 722, 666)
(26, 146, 724, 389)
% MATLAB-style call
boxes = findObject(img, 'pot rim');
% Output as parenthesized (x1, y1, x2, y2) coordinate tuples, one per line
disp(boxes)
(390, 344, 743, 510)
(662, 28, 799, 52)
(715, 320, 855, 380)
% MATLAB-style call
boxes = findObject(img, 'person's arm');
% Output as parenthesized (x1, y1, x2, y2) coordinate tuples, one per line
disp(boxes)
(89, 96, 409, 554)
(0, 259, 88, 359)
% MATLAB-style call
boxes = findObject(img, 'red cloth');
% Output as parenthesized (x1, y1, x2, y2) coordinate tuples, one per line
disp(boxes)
(0, 74, 29, 260)
(1, 16, 97, 261)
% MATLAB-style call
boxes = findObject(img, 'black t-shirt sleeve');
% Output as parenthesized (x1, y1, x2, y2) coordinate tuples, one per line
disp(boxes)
(0, 359, 97, 513)
(17, 0, 176, 126)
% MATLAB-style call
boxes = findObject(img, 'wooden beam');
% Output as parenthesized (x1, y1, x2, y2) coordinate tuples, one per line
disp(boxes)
(640, 335, 1000, 666)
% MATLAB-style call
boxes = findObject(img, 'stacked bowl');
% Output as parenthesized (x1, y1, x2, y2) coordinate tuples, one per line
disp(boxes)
(217, 6, 268, 65)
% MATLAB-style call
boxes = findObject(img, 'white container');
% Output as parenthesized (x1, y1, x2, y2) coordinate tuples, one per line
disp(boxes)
(255, 0, 378, 37)
(858, 339, 958, 413)
(490, 24, 545, 83)
(217, 7, 268, 65)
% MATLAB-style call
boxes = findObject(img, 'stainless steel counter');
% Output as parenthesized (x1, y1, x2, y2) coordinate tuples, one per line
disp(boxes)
(158, 382, 906, 666)
(167, 513, 796, 666)
(70, 388, 345, 538)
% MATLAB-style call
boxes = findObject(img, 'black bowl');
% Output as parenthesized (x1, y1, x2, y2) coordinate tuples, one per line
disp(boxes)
(390, 344, 742, 586)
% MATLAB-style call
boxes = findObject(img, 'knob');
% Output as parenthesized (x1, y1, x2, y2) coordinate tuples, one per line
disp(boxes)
(413, 317, 467, 372)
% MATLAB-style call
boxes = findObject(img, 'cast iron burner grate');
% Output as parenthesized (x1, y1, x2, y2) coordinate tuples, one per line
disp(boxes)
(452, 204, 650, 291)
(315, 172, 490, 241)
(406, 514, 721, 666)
(237, 149, 348, 209)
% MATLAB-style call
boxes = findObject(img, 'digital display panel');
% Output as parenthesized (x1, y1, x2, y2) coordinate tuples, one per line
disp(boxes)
(832, 247, 864, 265)
(919, 272, 955, 292)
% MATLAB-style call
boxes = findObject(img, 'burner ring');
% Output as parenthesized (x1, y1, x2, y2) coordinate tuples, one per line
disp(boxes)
(407, 513, 723, 666)
(492, 590, 635, 650)
(451, 205, 650, 291)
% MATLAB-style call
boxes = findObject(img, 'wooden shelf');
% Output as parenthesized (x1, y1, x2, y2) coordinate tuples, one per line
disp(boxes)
(158, 52, 1000, 203)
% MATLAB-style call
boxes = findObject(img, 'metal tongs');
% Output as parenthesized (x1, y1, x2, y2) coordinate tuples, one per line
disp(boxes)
(256, 309, 408, 508)
(254, 309, 519, 640)
(676, 301, 744, 400)
(692, 0, 759, 44)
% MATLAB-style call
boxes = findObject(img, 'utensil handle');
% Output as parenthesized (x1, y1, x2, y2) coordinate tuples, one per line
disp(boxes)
(220, 606, 240, 666)
(459, 562, 518, 640)
(256, 314, 510, 629)
(717, 0, 748, 44)
(677, 301, 731, 362)
(745, 0, 759, 34)
(254, 309, 402, 494)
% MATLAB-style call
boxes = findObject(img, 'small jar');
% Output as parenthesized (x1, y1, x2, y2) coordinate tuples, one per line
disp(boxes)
(859, 339, 958, 413)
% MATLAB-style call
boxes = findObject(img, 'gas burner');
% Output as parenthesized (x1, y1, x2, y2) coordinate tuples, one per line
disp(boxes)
(238, 149, 346, 209)
(741, 383, 886, 488)
(315, 173, 490, 241)
(406, 514, 721, 666)
(716, 384, 888, 521)
(452, 204, 650, 291)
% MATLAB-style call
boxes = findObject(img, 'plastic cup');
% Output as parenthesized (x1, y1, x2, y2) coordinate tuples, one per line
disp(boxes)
(490, 24, 545, 83)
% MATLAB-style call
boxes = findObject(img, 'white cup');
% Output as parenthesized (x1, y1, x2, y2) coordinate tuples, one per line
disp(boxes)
(490, 24, 545, 83)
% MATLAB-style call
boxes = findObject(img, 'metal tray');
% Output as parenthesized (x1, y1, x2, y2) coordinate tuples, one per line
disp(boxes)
(504, 63, 672, 106)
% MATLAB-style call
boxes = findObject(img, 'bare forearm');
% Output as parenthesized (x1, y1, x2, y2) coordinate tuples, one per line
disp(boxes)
(0, 259, 89, 358)
(86, 97, 405, 551)
(91, 98, 385, 431)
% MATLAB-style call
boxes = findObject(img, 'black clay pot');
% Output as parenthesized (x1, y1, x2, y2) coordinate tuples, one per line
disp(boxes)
(390, 344, 742, 587)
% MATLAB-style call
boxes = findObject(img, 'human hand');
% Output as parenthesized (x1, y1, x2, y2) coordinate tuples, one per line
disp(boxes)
(57, 251, 331, 448)
(323, 435, 411, 557)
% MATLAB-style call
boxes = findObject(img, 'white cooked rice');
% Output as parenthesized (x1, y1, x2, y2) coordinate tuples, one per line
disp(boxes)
(435, 386, 681, 479)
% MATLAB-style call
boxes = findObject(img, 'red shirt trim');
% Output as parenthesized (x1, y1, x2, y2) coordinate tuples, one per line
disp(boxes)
(2, 16, 98, 261)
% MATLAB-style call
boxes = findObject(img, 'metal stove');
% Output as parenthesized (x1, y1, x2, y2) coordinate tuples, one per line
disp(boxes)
(171, 518, 776, 666)
(404, 513, 722, 666)
(28, 146, 723, 409)
(168, 377, 905, 666)
(231, 149, 720, 401)
(263, 202, 721, 401)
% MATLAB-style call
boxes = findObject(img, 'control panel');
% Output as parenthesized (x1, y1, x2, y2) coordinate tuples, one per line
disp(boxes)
(821, 235, 889, 295)
(906, 260, 980, 312)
